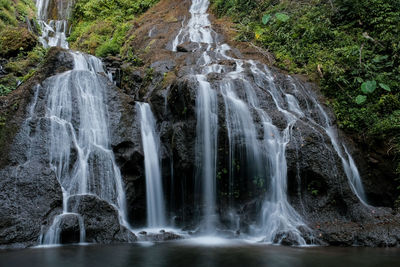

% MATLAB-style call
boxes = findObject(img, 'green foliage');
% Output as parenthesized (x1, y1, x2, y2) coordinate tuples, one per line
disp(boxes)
(144, 67, 154, 83)
(121, 46, 144, 66)
(355, 95, 367, 104)
(0, 74, 18, 96)
(253, 176, 265, 189)
(361, 80, 377, 94)
(262, 14, 271, 25)
(95, 23, 131, 57)
(307, 180, 322, 197)
(0, 84, 13, 96)
(211, 0, 400, 205)
(0, 0, 36, 31)
(0, 26, 37, 57)
(379, 83, 391, 92)
(0, 46, 47, 96)
(68, 0, 159, 57)
(275, 12, 289, 22)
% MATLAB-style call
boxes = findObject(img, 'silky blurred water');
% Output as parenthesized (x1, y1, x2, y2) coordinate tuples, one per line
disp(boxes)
(1, 242, 399, 267)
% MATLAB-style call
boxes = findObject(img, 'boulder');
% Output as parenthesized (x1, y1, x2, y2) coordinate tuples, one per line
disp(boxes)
(67, 195, 137, 244)
(137, 231, 183, 242)
(176, 42, 199, 52)
(58, 213, 83, 244)
(0, 163, 62, 248)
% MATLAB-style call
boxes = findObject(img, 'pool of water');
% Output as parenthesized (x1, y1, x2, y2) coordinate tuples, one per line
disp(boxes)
(1, 240, 399, 267)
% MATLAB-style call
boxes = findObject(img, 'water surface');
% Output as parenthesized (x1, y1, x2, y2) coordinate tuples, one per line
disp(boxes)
(1, 241, 399, 267)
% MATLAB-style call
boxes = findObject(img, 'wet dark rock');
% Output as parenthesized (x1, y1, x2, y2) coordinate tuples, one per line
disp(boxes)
(313, 207, 400, 247)
(103, 56, 122, 68)
(167, 76, 197, 120)
(139, 231, 183, 242)
(274, 231, 302, 246)
(0, 58, 7, 76)
(103, 56, 123, 87)
(67, 195, 137, 243)
(39, 47, 74, 77)
(104, 81, 147, 227)
(58, 214, 82, 244)
(176, 42, 199, 52)
(120, 63, 144, 96)
(150, 59, 176, 74)
(0, 163, 62, 248)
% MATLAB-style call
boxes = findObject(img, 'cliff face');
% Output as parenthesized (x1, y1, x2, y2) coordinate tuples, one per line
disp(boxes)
(0, 0, 399, 248)
(110, 0, 400, 246)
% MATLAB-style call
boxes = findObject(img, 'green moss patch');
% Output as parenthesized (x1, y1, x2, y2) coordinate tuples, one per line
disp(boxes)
(0, 26, 37, 57)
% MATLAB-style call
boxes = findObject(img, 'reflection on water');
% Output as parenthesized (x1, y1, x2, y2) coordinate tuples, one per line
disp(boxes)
(1, 242, 399, 267)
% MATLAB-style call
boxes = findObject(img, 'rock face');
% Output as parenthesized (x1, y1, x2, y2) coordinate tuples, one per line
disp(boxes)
(1, 0, 400, 248)
(67, 195, 137, 244)
(113, 0, 400, 246)
(0, 47, 138, 248)
(0, 47, 74, 249)
(0, 164, 62, 249)
(57, 213, 82, 244)
(136, 230, 183, 242)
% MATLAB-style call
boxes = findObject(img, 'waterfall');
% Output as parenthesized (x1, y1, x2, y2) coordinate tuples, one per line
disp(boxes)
(316, 105, 367, 204)
(195, 75, 219, 232)
(173, 0, 220, 232)
(32, 0, 131, 244)
(172, 0, 367, 244)
(287, 78, 367, 204)
(36, 0, 73, 49)
(25, 0, 368, 246)
(39, 52, 129, 244)
(137, 102, 166, 228)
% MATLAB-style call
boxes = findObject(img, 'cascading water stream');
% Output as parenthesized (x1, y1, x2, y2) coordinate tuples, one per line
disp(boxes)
(287, 78, 367, 204)
(32, 0, 131, 245)
(173, 0, 219, 233)
(316, 105, 367, 204)
(195, 75, 219, 233)
(39, 52, 129, 244)
(137, 102, 166, 228)
(36, 0, 73, 49)
(26, 0, 369, 246)
(172, 0, 367, 244)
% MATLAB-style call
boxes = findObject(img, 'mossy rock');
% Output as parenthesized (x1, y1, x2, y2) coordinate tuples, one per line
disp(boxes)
(0, 27, 37, 58)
